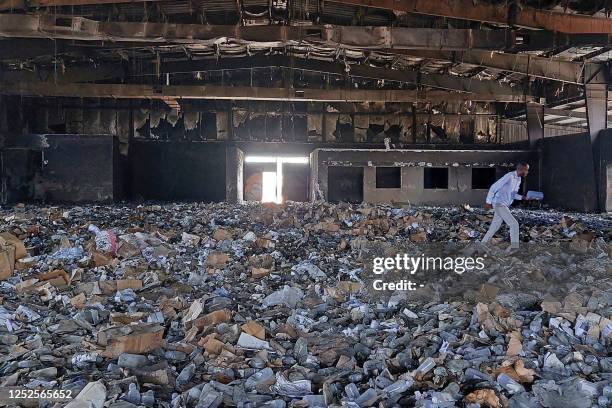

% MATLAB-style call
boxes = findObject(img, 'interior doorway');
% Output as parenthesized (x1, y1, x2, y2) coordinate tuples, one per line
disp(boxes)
(261, 171, 278, 203)
(244, 156, 309, 203)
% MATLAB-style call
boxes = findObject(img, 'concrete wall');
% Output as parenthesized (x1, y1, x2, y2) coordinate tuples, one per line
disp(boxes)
(2, 138, 242, 204)
(311, 148, 537, 206)
(3, 130, 608, 211)
(540, 133, 598, 212)
(0, 148, 41, 204)
(36, 134, 118, 203)
(1, 134, 119, 203)
(363, 166, 477, 205)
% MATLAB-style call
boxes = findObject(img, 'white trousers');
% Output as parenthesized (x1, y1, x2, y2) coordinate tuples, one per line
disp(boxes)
(481, 205, 519, 247)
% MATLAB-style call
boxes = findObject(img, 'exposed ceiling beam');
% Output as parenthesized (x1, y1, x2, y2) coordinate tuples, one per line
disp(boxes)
(0, 39, 598, 87)
(320, 25, 511, 50)
(0, 0, 152, 9)
(329, 0, 612, 34)
(0, 82, 533, 103)
(0, 0, 610, 35)
(0, 15, 607, 56)
(544, 108, 588, 119)
(394, 50, 585, 84)
(0, 38, 75, 60)
(0, 63, 124, 83)
(0, 0, 609, 37)
(0, 14, 514, 51)
(574, 47, 612, 62)
(544, 107, 612, 121)
(158, 55, 525, 96)
(0, 55, 525, 95)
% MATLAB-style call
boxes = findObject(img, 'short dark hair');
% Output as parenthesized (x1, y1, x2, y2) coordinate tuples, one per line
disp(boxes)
(516, 162, 529, 169)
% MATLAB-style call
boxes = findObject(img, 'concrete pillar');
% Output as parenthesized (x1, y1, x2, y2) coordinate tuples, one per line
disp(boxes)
(225, 146, 244, 203)
(584, 64, 610, 211)
(586, 83, 608, 144)
(584, 64, 609, 145)
(526, 102, 544, 148)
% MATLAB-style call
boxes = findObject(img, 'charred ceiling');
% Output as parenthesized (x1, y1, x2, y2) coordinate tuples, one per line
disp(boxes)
(0, 0, 610, 133)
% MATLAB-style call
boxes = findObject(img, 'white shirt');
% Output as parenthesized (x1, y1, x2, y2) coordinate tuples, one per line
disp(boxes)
(486, 170, 523, 207)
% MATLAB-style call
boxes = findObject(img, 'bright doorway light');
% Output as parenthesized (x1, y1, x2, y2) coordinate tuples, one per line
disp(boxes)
(261, 172, 278, 203)
(245, 156, 309, 164)
(245, 156, 277, 163)
(245, 155, 309, 203)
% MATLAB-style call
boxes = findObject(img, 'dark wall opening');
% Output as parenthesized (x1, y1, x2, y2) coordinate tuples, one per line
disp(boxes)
(540, 133, 597, 212)
(471, 167, 497, 189)
(376, 167, 401, 188)
(328, 166, 363, 203)
(424, 167, 449, 189)
(130, 141, 227, 202)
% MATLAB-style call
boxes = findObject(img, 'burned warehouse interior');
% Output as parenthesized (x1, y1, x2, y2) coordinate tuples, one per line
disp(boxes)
(0, 1, 611, 407)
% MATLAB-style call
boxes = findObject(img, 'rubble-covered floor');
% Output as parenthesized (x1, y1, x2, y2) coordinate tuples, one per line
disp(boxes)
(0, 202, 610, 408)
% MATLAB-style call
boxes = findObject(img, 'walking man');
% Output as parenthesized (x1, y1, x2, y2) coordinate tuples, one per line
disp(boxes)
(481, 163, 529, 249)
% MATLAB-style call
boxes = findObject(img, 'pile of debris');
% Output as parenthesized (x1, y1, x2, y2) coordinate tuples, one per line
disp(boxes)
(0, 202, 610, 407)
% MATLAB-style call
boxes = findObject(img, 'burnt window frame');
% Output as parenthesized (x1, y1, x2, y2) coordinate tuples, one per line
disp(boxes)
(471, 167, 497, 190)
(423, 167, 449, 190)
(375, 166, 402, 189)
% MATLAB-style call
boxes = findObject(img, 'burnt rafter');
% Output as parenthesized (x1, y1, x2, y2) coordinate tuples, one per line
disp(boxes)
(156, 55, 525, 96)
(544, 108, 612, 122)
(0, 82, 534, 103)
(0, 54, 527, 97)
(0, 39, 595, 85)
(0, 14, 610, 52)
(0, 14, 509, 50)
(394, 50, 586, 84)
(0, 13, 608, 87)
(329, 0, 612, 34)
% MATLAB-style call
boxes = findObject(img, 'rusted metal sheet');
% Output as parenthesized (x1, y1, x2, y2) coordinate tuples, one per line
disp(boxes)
(0, 82, 534, 103)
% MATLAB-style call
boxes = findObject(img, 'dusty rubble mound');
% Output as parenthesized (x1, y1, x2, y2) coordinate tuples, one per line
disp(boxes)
(0, 202, 610, 408)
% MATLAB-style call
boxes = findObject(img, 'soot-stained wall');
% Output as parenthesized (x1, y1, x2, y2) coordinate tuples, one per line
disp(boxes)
(0, 148, 41, 204)
(37, 134, 118, 203)
(540, 133, 599, 212)
(129, 141, 230, 202)
(311, 148, 537, 206)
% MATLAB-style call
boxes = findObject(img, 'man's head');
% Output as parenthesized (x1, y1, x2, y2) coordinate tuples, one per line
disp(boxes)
(516, 162, 529, 177)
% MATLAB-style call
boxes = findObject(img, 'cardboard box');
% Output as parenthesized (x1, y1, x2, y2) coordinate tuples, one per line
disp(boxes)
(0, 243, 16, 280)
(0, 232, 27, 260)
